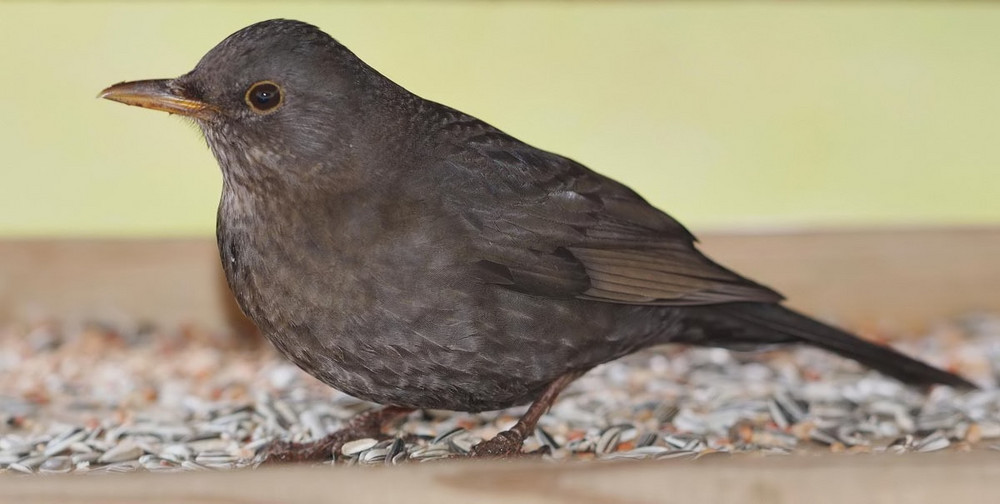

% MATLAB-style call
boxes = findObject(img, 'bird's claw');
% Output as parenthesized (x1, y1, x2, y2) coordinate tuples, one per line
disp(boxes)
(469, 430, 528, 458)
(257, 436, 339, 465)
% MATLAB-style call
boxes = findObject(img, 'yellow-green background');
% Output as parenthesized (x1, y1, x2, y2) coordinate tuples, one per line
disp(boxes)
(1, 2, 997, 237)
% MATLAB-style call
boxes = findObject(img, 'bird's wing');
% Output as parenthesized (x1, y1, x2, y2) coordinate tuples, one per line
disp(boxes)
(439, 123, 783, 306)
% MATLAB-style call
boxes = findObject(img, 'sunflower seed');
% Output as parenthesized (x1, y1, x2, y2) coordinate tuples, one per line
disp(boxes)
(195, 451, 235, 465)
(767, 399, 789, 429)
(8, 462, 34, 474)
(635, 432, 659, 448)
(359, 448, 388, 464)
(916, 411, 964, 431)
(341, 438, 378, 456)
(38, 456, 73, 473)
(773, 391, 807, 422)
(603, 445, 672, 460)
(44, 427, 86, 456)
(916, 431, 951, 452)
(653, 403, 679, 423)
(431, 427, 465, 446)
(535, 426, 560, 451)
(180, 460, 213, 471)
(655, 450, 699, 460)
(299, 409, 327, 440)
(448, 432, 477, 454)
(595, 426, 624, 456)
(98, 440, 144, 463)
(159, 443, 193, 462)
(809, 429, 840, 446)
(384, 437, 406, 466)
(0, 453, 22, 465)
(71, 452, 101, 465)
(408, 446, 452, 461)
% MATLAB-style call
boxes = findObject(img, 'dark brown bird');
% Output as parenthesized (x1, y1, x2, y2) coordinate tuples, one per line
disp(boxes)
(100, 19, 974, 460)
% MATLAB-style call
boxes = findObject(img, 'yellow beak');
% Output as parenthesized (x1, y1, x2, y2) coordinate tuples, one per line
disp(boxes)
(99, 79, 215, 119)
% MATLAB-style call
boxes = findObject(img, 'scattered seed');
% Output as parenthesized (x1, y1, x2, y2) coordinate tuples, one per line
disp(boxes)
(448, 432, 477, 454)
(384, 437, 406, 466)
(341, 438, 378, 457)
(635, 432, 659, 448)
(595, 426, 624, 456)
(535, 426, 560, 451)
(916, 431, 951, 452)
(809, 429, 840, 446)
(359, 448, 388, 464)
(98, 441, 144, 464)
(0, 314, 995, 473)
(44, 428, 86, 457)
(38, 456, 73, 474)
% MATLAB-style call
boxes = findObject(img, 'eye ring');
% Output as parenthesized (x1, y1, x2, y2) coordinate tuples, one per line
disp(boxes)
(244, 81, 283, 113)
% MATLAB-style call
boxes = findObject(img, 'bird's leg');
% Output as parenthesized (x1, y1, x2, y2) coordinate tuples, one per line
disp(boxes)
(259, 405, 414, 464)
(470, 371, 583, 458)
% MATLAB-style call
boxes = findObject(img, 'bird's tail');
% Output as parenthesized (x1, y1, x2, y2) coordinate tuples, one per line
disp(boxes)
(678, 302, 975, 389)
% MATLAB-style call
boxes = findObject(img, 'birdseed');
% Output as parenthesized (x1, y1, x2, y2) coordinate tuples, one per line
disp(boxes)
(0, 313, 998, 474)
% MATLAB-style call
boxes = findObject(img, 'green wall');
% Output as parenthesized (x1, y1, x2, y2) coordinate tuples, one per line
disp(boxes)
(1, 2, 997, 237)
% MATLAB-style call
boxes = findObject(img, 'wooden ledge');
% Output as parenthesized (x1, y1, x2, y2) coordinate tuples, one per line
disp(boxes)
(1, 227, 998, 332)
(3, 452, 999, 504)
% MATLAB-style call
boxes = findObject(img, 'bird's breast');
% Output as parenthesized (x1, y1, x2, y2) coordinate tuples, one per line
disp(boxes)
(216, 185, 481, 356)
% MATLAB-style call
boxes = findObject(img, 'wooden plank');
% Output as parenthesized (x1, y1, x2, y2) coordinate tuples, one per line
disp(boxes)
(1, 227, 997, 332)
(0, 239, 252, 333)
(2, 452, 999, 504)
(696, 227, 1000, 329)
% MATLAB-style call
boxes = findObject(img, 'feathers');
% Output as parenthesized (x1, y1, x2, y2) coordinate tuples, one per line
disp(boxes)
(436, 119, 782, 306)
(681, 303, 976, 389)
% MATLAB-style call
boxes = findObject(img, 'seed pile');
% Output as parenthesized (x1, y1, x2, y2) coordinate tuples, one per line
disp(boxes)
(1, 314, 998, 474)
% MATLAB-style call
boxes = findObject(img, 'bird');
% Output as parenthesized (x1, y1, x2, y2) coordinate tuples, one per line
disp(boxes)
(100, 19, 974, 461)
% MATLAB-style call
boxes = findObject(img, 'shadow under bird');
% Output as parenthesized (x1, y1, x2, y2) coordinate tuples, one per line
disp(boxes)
(100, 19, 974, 460)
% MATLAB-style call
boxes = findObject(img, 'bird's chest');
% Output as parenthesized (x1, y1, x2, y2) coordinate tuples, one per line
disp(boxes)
(216, 189, 476, 355)
(220, 202, 379, 326)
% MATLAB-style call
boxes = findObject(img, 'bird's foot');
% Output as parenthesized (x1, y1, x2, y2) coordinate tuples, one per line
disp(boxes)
(258, 430, 370, 465)
(469, 430, 529, 458)
(468, 372, 584, 459)
(257, 406, 414, 465)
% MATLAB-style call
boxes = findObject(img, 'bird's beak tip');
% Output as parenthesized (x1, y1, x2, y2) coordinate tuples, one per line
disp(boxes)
(97, 86, 119, 101)
(97, 82, 126, 100)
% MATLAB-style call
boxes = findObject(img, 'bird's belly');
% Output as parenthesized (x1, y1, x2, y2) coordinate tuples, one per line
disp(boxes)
(254, 277, 571, 410)
(261, 281, 677, 411)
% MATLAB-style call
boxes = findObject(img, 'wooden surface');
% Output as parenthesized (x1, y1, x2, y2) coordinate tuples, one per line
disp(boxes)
(0, 238, 251, 333)
(1, 227, 998, 332)
(698, 227, 1000, 327)
(2, 452, 1000, 504)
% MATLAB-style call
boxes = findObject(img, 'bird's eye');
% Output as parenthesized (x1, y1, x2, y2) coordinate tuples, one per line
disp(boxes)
(245, 81, 283, 113)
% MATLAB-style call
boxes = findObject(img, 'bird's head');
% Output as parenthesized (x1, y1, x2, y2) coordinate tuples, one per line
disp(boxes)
(100, 19, 383, 190)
